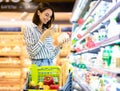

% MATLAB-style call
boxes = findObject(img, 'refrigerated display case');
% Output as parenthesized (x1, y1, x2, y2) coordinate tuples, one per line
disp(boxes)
(70, 0, 120, 91)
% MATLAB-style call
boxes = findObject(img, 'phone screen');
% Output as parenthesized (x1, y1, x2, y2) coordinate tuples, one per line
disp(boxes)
(51, 24, 58, 32)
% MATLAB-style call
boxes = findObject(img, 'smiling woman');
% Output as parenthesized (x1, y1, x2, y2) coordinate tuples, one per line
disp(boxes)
(23, 2, 67, 66)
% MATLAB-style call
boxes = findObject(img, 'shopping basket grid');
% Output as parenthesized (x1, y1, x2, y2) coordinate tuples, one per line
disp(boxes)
(23, 65, 73, 91)
(28, 65, 60, 84)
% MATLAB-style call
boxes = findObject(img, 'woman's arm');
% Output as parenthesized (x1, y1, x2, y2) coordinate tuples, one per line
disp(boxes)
(24, 25, 44, 56)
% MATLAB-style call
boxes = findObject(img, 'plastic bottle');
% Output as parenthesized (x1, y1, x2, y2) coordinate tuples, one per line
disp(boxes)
(102, 46, 112, 67)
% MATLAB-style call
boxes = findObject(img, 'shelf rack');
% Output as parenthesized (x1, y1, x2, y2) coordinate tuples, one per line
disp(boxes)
(72, 1, 120, 48)
(70, 0, 120, 90)
(0, 28, 27, 91)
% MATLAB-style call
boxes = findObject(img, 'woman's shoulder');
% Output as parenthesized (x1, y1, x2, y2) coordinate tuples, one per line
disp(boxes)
(25, 22, 37, 28)
(23, 22, 37, 33)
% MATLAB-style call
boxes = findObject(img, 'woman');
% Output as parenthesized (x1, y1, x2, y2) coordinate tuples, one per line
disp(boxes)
(24, 2, 62, 66)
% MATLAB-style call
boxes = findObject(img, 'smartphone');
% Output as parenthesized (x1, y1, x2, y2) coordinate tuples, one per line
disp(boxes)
(51, 24, 58, 32)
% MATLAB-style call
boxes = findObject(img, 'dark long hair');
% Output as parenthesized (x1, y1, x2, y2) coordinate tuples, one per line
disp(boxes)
(32, 2, 55, 29)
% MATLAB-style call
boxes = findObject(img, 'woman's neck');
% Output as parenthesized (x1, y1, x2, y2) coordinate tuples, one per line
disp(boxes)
(38, 24, 43, 32)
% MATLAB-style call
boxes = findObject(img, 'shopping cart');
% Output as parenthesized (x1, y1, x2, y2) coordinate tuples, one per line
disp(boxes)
(23, 64, 73, 91)
(58, 71, 73, 91)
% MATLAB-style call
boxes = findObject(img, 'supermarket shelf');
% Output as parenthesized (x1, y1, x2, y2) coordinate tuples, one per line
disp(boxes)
(70, 0, 120, 91)
(84, 1, 120, 35)
(83, 0, 102, 22)
(0, 43, 23, 46)
(75, 34, 120, 55)
(0, 64, 22, 68)
(0, 32, 23, 34)
(103, 0, 112, 2)
(0, 79, 21, 84)
(0, 52, 21, 56)
(73, 75, 91, 91)
(0, 30, 27, 91)
(71, 0, 91, 22)
(75, 46, 101, 55)
(102, 34, 120, 46)
(73, 1, 120, 47)
(88, 65, 120, 76)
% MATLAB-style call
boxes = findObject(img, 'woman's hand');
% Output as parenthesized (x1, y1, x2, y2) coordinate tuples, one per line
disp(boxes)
(40, 28, 55, 41)
(55, 33, 70, 48)
(58, 38, 70, 48)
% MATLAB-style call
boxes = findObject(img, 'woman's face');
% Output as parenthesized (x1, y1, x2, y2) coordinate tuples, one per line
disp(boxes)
(38, 9, 53, 24)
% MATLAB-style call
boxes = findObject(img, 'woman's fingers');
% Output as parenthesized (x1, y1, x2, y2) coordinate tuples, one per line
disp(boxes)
(62, 38, 69, 44)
